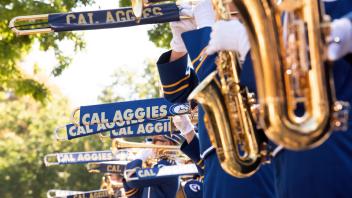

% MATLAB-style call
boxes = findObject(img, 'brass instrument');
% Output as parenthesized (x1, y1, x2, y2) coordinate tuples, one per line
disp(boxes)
(112, 138, 180, 150)
(9, 2, 192, 36)
(188, 0, 267, 178)
(227, 0, 349, 150)
(112, 139, 181, 158)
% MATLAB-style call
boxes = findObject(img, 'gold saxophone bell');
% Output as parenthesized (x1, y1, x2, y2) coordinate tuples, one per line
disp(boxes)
(188, 0, 269, 178)
(230, 0, 349, 150)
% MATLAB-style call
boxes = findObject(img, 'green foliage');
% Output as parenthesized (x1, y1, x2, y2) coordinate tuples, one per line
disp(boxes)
(0, 0, 94, 103)
(98, 60, 161, 143)
(118, 0, 172, 49)
(0, 93, 110, 198)
(148, 23, 172, 49)
(98, 60, 161, 103)
(119, 0, 132, 7)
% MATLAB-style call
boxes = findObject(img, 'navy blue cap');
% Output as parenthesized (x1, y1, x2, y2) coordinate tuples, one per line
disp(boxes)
(164, 131, 185, 145)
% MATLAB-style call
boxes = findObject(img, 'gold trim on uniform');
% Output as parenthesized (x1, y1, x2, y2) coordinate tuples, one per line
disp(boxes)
(163, 84, 189, 95)
(191, 47, 207, 65)
(191, 47, 208, 73)
(162, 74, 190, 88)
(196, 159, 204, 166)
(126, 188, 139, 197)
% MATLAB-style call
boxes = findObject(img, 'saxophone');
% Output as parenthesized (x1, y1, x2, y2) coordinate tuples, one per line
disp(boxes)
(188, 0, 268, 178)
(227, 0, 350, 150)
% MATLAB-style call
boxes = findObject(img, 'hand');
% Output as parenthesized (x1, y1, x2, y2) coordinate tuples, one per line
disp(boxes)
(135, 148, 153, 161)
(206, 20, 250, 61)
(328, 18, 352, 61)
(193, 0, 216, 28)
(172, 115, 194, 135)
(170, 3, 196, 52)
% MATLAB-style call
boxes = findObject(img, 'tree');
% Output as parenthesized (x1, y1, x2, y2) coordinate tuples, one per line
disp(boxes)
(0, 89, 112, 198)
(118, 0, 172, 49)
(0, 0, 94, 103)
(98, 60, 161, 103)
(98, 60, 161, 143)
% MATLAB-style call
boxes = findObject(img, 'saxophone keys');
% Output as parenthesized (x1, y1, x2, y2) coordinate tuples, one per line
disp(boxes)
(332, 101, 350, 131)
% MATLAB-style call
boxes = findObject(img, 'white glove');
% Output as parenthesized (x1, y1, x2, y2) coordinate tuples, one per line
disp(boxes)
(135, 148, 153, 161)
(206, 20, 250, 61)
(172, 115, 194, 135)
(193, 0, 216, 29)
(170, 3, 196, 52)
(328, 18, 352, 61)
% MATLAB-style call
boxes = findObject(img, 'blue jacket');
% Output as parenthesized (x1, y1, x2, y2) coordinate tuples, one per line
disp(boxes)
(180, 135, 205, 176)
(157, 27, 275, 198)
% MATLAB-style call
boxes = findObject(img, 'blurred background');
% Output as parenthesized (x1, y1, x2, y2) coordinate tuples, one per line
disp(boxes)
(0, 0, 172, 197)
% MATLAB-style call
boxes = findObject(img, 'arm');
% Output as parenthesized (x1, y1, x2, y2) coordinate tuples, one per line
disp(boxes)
(157, 50, 199, 103)
(123, 160, 143, 198)
(180, 135, 205, 176)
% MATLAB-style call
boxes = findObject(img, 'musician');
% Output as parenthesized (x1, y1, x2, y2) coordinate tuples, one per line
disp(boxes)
(156, 0, 275, 197)
(270, 1, 352, 197)
(122, 135, 183, 198)
(205, 0, 352, 197)
(101, 174, 126, 198)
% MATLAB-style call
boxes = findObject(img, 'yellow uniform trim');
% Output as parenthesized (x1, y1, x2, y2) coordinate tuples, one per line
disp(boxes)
(163, 84, 189, 95)
(191, 47, 207, 65)
(126, 188, 138, 196)
(126, 188, 137, 194)
(196, 159, 204, 166)
(162, 74, 190, 88)
(191, 47, 209, 73)
(195, 55, 208, 73)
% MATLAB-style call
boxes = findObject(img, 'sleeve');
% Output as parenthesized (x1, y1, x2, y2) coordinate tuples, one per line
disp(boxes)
(181, 27, 217, 76)
(180, 135, 204, 175)
(157, 50, 199, 103)
(123, 159, 143, 198)
(123, 178, 141, 198)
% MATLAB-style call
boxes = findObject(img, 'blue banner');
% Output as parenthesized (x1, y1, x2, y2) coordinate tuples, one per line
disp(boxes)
(48, 3, 179, 32)
(66, 190, 110, 198)
(88, 162, 126, 175)
(127, 164, 199, 181)
(44, 150, 132, 166)
(63, 118, 172, 140)
(77, 98, 190, 126)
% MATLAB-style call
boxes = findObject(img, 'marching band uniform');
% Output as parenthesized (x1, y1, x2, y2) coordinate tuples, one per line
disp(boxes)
(123, 134, 185, 198)
(157, 0, 275, 197)
(270, 1, 352, 197)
